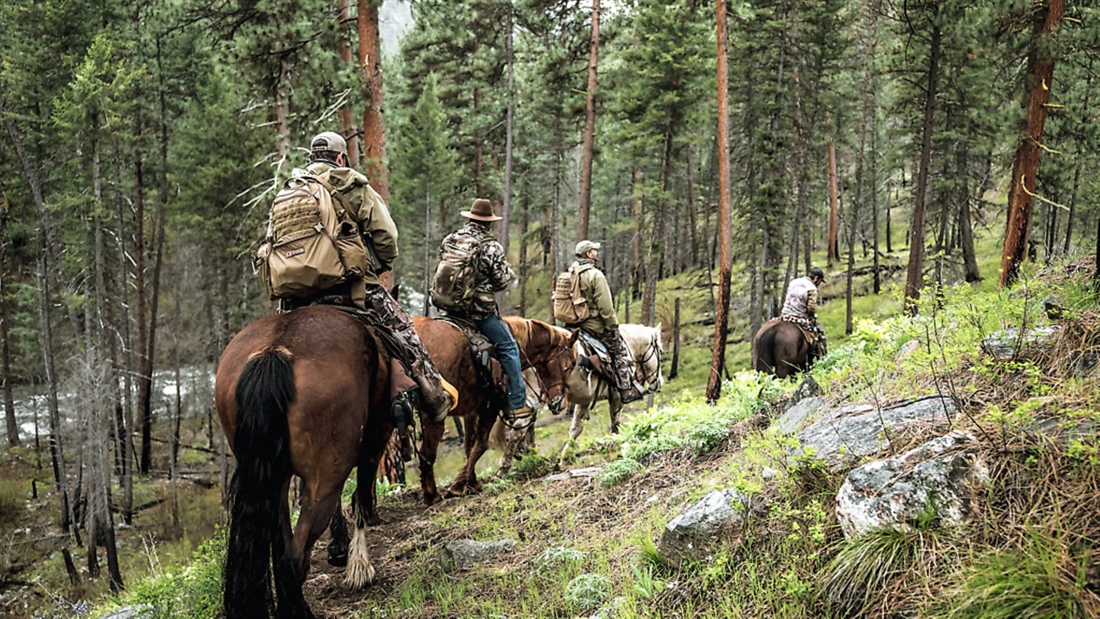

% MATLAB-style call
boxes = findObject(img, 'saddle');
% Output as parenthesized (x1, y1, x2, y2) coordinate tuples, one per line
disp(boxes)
(576, 330, 614, 381)
(778, 314, 818, 345)
(321, 304, 417, 399)
(436, 314, 508, 402)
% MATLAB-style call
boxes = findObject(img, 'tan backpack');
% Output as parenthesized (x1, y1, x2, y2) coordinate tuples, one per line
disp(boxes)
(256, 173, 368, 299)
(552, 263, 591, 325)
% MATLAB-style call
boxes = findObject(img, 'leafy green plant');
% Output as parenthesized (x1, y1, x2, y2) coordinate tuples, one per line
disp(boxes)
(535, 545, 586, 575)
(101, 531, 226, 618)
(597, 458, 642, 488)
(564, 573, 613, 609)
(510, 452, 554, 479)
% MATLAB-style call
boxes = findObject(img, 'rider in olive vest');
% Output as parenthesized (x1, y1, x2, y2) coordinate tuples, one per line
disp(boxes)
(437, 199, 534, 419)
(284, 131, 455, 422)
(570, 240, 644, 404)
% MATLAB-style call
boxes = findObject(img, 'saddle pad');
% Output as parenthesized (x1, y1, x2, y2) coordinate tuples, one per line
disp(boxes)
(779, 315, 816, 344)
(577, 330, 614, 369)
(435, 316, 507, 406)
(436, 315, 496, 370)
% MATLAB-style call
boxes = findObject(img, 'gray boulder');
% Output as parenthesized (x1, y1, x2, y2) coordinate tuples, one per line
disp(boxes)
(440, 538, 516, 572)
(785, 395, 957, 473)
(836, 431, 989, 537)
(658, 489, 759, 563)
(981, 325, 1061, 361)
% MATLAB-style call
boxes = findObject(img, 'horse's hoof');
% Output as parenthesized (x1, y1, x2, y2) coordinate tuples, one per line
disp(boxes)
(327, 549, 348, 567)
(367, 513, 382, 526)
(423, 492, 442, 506)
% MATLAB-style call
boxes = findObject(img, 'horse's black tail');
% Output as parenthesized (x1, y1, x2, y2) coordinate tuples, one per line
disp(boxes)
(224, 347, 308, 619)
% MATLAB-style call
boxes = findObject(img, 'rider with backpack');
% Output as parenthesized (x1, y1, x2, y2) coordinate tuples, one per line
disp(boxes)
(259, 131, 455, 422)
(432, 199, 533, 420)
(558, 241, 643, 404)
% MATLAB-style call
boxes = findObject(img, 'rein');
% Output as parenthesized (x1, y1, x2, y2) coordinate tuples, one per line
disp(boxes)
(634, 331, 662, 388)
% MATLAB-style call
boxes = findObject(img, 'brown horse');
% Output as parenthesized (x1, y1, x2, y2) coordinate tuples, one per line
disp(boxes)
(215, 306, 397, 619)
(413, 315, 577, 502)
(752, 319, 812, 378)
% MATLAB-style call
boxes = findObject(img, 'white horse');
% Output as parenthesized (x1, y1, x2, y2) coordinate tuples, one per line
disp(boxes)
(559, 323, 664, 462)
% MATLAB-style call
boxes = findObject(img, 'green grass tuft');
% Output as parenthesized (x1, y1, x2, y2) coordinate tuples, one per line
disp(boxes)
(596, 458, 642, 488)
(938, 529, 1098, 619)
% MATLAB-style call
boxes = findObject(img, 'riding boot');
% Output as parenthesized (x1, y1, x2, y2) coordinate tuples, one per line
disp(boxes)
(415, 374, 457, 423)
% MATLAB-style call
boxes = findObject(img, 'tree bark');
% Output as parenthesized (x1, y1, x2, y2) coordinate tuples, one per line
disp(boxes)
(359, 0, 390, 202)
(1000, 0, 1065, 287)
(578, 0, 600, 240)
(904, 18, 941, 315)
(500, 7, 515, 307)
(706, 0, 732, 405)
(0, 236, 18, 447)
(827, 126, 839, 266)
(338, 0, 361, 167)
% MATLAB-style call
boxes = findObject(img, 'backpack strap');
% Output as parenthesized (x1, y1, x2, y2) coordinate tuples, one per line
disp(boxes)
(310, 172, 353, 219)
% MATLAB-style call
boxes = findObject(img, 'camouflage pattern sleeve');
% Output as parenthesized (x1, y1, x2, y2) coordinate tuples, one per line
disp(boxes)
(478, 240, 515, 293)
(806, 289, 818, 317)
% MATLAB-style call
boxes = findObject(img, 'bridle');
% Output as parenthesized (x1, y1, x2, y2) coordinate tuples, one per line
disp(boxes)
(634, 331, 663, 393)
(515, 333, 576, 416)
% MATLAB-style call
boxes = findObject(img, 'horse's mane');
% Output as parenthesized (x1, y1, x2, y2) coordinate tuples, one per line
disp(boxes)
(503, 316, 572, 352)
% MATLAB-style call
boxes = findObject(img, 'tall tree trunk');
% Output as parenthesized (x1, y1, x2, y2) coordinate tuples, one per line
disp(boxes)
(500, 6, 515, 305)
(578, 0, 600, 240)
(685, 146, 700, 268)
(1064, 61, 1091, 256)
(338, 0, 361, 167)
(5, 102, 73, 533)
(135, 123, 151, 475)
(112, 138, 134, 523)
(871, 84, 881, 294)
(275, 58, 292, 173)
(707, 0, 732, 405)
(631, 167, 643, 300)
(518, 192, 530, 317)
(904, 18, 941, 315)
(1000, 0, 1065, 287)
(827, 124, 839, 266)
(359, 0, 389, 202)
(0, 240, 18, 447)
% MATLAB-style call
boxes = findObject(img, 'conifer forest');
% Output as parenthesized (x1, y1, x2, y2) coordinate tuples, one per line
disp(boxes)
(2, 0, 1100, 617)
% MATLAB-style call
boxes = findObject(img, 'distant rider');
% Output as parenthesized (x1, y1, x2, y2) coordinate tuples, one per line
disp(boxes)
(780, 267, 827, 360)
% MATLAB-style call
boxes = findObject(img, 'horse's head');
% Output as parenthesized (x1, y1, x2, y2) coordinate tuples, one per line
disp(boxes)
(505, 316, 578, 413)
(622, 323, 664, 394)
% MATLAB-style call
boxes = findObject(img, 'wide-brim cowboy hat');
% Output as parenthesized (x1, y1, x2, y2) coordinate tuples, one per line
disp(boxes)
(461, 198, 502, 222)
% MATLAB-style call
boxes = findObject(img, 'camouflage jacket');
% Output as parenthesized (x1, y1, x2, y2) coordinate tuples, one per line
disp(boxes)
(306, 161, 398, 286)
(442, 220, 515, 320)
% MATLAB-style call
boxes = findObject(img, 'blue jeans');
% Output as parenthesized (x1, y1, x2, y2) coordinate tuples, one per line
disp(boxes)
(477, 314, 528, 409)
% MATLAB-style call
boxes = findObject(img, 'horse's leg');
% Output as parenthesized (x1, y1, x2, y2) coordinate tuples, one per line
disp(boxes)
(273, 479, 313, 619)
(560, 402, 589, 464)
(327, 498, 350, 567)
(417, 417, 445, 505)
(608, 389, 623, 434)
(290, 481, 343, 583)
(345, 432, 387, 589)
(445, 411, 480, 496)
(456, 407, 496, 494)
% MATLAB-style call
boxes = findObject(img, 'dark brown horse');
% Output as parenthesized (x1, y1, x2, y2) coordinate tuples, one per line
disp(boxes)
(413, 315, 577, 502)
(215, 306, 396, 619)
(752, 319, 812, 378)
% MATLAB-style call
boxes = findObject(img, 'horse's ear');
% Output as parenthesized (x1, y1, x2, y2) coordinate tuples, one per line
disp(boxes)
(655, 322, 662, 335)
(388, 284, 399, 300)
(568, 329, 580, 345)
